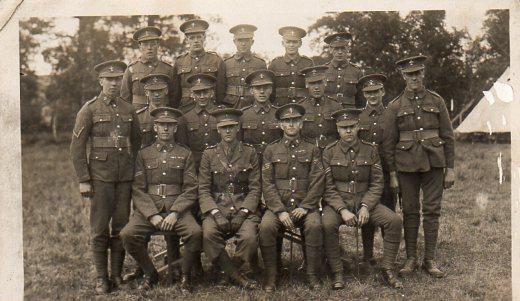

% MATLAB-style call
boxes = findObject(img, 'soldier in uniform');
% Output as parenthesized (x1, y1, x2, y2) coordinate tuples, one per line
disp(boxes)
(382, 55, 455, 278)
(174, 19, 226, 112)
(322, 108, 403, 290)
(176, 74, 220, 171)
(198, 108, 260, 289)
(356, 73, 394, 264)
(121, 26, 176, 110)
(323, 32, 363, 108)
(259, 103, 325, 291)
(120, 107, 201, 292)
(70, 60, 141, 293)
(224, 24, 267, 109)
(136, 73, 172, 148)
(268, 26, 313, 107)
(299, 65, 343, 149)
(240, 69, 282, 158)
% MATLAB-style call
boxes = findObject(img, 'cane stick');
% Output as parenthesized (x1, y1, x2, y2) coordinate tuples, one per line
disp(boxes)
(355, 224, 360, 278)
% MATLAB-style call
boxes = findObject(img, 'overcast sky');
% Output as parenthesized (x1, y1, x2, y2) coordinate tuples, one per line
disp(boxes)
(29, 7, 489, 75)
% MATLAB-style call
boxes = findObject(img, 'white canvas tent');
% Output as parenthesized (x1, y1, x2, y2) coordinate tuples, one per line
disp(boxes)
(456, 67, 512, 133)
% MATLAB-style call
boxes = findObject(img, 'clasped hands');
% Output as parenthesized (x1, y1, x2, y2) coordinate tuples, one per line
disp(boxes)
(277, 207, 308, 229)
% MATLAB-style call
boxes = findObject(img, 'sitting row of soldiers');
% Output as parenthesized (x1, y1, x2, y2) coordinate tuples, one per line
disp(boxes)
(70, 19, 455, 295)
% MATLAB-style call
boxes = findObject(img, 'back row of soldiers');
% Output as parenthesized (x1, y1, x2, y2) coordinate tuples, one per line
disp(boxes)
(70, 18, 455, 295)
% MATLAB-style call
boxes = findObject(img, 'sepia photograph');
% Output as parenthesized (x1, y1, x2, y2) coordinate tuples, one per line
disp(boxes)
(11, 1, 514, 300)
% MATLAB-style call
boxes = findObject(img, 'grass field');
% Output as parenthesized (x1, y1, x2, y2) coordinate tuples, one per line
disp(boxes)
(22, 140, 511, 300)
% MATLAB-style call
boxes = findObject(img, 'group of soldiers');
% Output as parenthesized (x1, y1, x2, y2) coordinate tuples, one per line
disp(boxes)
(70, 18, 456, 295)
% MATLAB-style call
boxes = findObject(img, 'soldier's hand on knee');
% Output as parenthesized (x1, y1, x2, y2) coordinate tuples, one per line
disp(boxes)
(444, 168, 455, 189)
(358, 206, 370, 226)
(213, 210, 231, 233)
(230, 210, 248, 233)
(79, 182, 93, 199)
(150, 215, 164, 229)
(340, 209, 357, 227)
(290, 207, 308, 221)
(161, 212, 178, 231)
(278, 212, 294, 229)
(389, 172, 400, 194)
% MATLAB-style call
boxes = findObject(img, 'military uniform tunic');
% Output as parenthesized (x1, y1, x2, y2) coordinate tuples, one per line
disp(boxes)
(224, 53, 267, 108)
(321, 139, 402, 272)
(173, 51, 226, 112)
(268, 54, 313, 107)
(121, 59, 176, 109)
(299, 96, 343, 149)
(382, 88, 454, 260)
(176, 105, 220, 171)
(259, 137, 324, 248)
(70, 93, 141, 279)
(324, 60, 363, 107)
(198, 142, 261, 262)
(120, 142, 202, 274)
(239, 103, 282, 157)
(135, 106, 156, 148)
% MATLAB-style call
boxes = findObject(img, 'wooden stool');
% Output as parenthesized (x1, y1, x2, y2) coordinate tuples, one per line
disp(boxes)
(151, 232, 184, 284)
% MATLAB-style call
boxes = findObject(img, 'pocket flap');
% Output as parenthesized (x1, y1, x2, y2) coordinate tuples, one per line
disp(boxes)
(90, 151, 108, 161)
(242, 122, 258, 129)
(168, 157, 186, 169)
(396, 141, 414, 151)
(428, 136, 445, 147)
(93, 114, 112, 123)
(121, 114, 133, 122)
(274, 70, 288, 77)
(330, 158, 348, 167)
(296, 153, 312, 163)
(272, 153, 288, 163)
(206, 66, 217, 73)
(421, 104, 440, 113)
(145, 159, 159, 169)
(358, 124, 370, 131)
(303, 114, 317, 122)
(355, 157, 373, 166)
(177, 65, 192, 74)
(397, 108, 415, 117)
(187, 123, 200, 131)
(267, 122, 280, 129)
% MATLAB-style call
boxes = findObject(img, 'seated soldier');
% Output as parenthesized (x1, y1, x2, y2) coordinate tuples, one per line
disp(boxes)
(120, 107, 202, 292)
(321, 108, 403, 289)
(259, 103, 325, 292)
(198, 108, 260, 289)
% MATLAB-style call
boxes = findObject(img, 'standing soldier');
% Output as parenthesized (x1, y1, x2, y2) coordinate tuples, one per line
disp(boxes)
(176, 74, 220, 171)
(323, 32, 363, 108)
(175, 19, 226, 112)
(356, 73, 394, 264)
(224, 24, 267, 109)
(383, 55, 455, 278)
(240, 69, 283, 158)
(322, 108, 403, 290)
(268, 26, 313, 107)
(121, 26, 176, 109)
(198, 108, 260, 289)
(136, 73, 172, 148)
(259, 103, 325, 292)
(299, 65, 343, 149)
(70, 60, 141, 293)
(120, 107, 202, 292)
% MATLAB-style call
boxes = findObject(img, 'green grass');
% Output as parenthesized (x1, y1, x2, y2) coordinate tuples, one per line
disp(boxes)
(23, 140, 511, 300)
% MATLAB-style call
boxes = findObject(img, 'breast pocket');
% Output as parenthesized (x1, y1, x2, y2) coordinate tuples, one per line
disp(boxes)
(144, 159, 159, 183)
(204, 64, 218, 75)
(329, 158, 350, 182)
(187, 123, 200, 132)
(92, 114, 112, 134)
(342, 79, 358, 96)
(131, 74, 144, 94)
(296, 152, 312, 175)
(237, 163, 253, 183)
(396, 107, 415, 130)
(272, 153, 288, 178)
(420, 104, 440, 128)
(166, 157, 185, 184)
(274, 69, 289, 78)
(226, 67, 240, 79)
(355, 157, 373, 183)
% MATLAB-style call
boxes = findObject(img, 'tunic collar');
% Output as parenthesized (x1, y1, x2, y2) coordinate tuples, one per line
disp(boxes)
(404, 88, 426, 100)
(339, 138, 359, 154)
(284, 53, 301, 64)
(234, 52, 252, 61)
(155, 141, 175, 152)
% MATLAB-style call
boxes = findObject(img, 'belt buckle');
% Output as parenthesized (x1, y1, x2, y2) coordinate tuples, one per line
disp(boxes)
(336, 93, 343, 99)
(157, 184, 166, 197)
(288, 86, 296, 98)
(237, 86, 244, 96)
(114, 136, 121, 148)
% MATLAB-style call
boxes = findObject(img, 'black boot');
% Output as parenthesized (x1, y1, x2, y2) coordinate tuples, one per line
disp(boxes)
(331, 272, 344, 290)
(260, 245, 278, 293)
(306, 246, 321, 290)
(138, 270, 159, 290)
(94, 277, 111, 294)
(217, 251, 257, 289)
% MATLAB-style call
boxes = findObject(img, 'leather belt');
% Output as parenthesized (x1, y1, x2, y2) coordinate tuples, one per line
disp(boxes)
(92, 136, 131, 148)
(276, 87, 307, 98)
(226, 85, 252, 97)
(275, 178, 309, 192)
(212, 184, 249, 195)
(148, 184, 182, 197)
(334, 181, 369, 193)
(399, 129, 439, 141)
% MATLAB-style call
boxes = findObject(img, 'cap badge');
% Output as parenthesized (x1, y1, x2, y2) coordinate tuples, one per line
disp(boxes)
(108, 66, 114, 72)
(260, 74, 264, 79)
(153, 77, 159, 83)
(191, 22, 196, 28)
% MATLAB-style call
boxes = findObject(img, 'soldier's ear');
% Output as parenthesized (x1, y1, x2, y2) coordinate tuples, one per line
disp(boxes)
(98, 77, 104, 86)
(153, 124, 158, 132)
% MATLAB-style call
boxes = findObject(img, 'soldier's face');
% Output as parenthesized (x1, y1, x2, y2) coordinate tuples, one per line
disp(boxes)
(306, 80, 325, 98)
(282, 38, 302, 55)
(280, 117, 303, 137)
(145, 88, 168, 107)
(251, 84, 273, 103)
(186, 33, 206, 52)
(331, 45, 348, 61)
(402, 69, 425, 91)
(99, 76, 122, 97)
(192, 88, 214, 107)
(154, 122, 177, 141)
(139, 40, 159, 60)
(234, 37, 253, 53)
(338, 123, 359, 142)
(363, 88, 385, 106)
(218, 124, 239, 143)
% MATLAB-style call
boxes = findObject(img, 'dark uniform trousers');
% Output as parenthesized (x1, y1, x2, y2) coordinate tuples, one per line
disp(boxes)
(70, 93, 141, 279)
(259, 209, 322, 247)
(198, 142, 261, 263)
(382, 88, 454, 261)
(321, 139, 401, 272)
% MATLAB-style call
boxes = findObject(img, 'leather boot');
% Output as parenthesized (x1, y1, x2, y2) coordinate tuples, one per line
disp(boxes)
(123, 267, 143, 282)
(260, 245, 277, 292)
(399, 257, 419, 276)
(180, 250, 196, 292)
(109, 239, 125, 289)
(381, 269, 403, 289)
(306, 246, 321, 290)
(423, 259, 444, 278)
(192, 251, 204, 279)
(94, 277, 111, 294)
(217, 251, 257, 289)
(331, 272, 344, 290)
(180, 275, 193, 293)
(138, 270, 159, 290)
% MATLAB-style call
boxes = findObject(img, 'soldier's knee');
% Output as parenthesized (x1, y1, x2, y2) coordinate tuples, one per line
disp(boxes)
(388, 214, 403, 231)
(322, 217, 339, 233)
(306, 220, 323, 235)
(203, 225, 220, 241)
